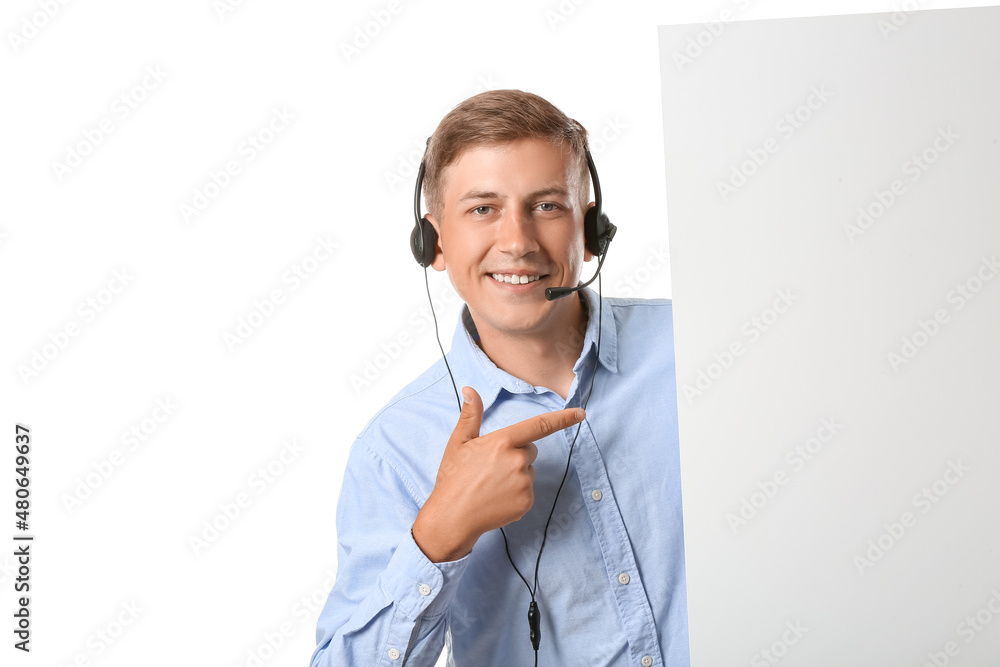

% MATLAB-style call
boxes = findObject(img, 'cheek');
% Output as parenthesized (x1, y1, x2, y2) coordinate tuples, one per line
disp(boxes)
(562, 229, 587, 264)
(441, 231, 489, 273)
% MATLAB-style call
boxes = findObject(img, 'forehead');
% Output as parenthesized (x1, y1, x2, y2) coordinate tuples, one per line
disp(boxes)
(440, 138, 583, 201)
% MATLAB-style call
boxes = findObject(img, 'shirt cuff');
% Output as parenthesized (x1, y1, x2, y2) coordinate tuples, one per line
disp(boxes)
(379, 529, 472, 621)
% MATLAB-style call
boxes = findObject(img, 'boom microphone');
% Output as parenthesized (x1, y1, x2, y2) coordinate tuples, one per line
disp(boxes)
(544, 225, 615, 300)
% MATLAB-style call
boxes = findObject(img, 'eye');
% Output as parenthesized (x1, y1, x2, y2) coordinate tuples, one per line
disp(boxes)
(536, 202, 559, 212)
(472, 205, 492, 216)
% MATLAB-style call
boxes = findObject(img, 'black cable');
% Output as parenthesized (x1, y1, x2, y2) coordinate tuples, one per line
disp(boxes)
(425, 265, 462, 411)
(498, 275, 604, 666)
(501, 524, 532, 592)
(425, 266, 605, 666)
(533, 278, 602, 593)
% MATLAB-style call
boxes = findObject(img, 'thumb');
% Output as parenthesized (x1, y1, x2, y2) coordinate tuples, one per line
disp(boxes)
(454, 386, 483, 442)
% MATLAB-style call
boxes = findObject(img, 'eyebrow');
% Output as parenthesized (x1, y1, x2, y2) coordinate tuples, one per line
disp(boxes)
(458, 190, 500, 202)
(457, 186, 571, 202)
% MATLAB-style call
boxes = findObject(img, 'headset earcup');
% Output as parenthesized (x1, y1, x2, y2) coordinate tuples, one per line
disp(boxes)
(410, 217, 438, 268)
(584, 207, 599, 257)
(585, 207, 613, 257)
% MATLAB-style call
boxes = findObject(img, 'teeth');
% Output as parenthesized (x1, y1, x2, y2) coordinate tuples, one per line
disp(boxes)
(491, 273, 540, 285)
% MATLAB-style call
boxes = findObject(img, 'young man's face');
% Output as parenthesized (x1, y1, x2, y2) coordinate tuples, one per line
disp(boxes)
(426, 137, 594, 342)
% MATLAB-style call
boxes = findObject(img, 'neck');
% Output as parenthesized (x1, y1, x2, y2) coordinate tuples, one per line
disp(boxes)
(473, 294, 589, 401)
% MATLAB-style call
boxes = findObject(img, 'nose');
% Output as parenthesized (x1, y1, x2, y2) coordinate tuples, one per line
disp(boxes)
(495, 207, 539, 257)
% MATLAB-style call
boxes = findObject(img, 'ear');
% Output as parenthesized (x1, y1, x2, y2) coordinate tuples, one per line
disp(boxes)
(583, 202, 596, 262)
(425, 214, 447, 271)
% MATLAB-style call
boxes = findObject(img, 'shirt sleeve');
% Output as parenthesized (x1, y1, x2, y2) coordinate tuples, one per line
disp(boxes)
(310, 435, 472, 667)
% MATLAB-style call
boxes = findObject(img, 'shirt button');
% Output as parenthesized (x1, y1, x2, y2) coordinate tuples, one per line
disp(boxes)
(388, 648, 401, 660)
(641, 656, 653, 666)
(618, 572, 630, 585)
(591, 489, 602, 501)
(418, 583, 431, 596)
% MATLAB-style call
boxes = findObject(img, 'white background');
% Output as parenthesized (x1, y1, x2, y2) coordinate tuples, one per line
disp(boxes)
(1, 1, 996, 666)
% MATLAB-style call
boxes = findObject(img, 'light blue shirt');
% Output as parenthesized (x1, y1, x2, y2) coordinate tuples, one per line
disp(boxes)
(311, 288, 689, 666)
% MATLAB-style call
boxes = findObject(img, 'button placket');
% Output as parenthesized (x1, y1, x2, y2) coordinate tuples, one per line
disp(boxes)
(565, 403, 665, 667)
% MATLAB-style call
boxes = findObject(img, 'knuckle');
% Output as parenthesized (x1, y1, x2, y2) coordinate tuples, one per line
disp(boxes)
(525, 444, 538, 465)
(533, 416, 551, 439)
(506, 454, 524, 476)
(515, 490, 533, 517)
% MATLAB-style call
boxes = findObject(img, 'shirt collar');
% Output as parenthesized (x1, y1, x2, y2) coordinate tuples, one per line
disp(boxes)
(446, 287, 619, 412)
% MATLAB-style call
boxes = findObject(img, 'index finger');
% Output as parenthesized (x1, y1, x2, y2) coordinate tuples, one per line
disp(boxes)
(493, 408, 586, 447)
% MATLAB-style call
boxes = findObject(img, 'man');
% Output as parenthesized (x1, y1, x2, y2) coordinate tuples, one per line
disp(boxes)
(311, 90, 688, 666)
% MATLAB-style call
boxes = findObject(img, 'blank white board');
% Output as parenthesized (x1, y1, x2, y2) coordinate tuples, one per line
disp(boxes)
(659, 7, 1000, 666)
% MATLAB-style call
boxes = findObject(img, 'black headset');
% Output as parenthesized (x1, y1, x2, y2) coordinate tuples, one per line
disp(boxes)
(410, 143, 616, 275)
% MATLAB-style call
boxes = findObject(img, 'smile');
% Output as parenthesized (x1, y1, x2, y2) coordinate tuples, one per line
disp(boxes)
(490, 273, 542, 285)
